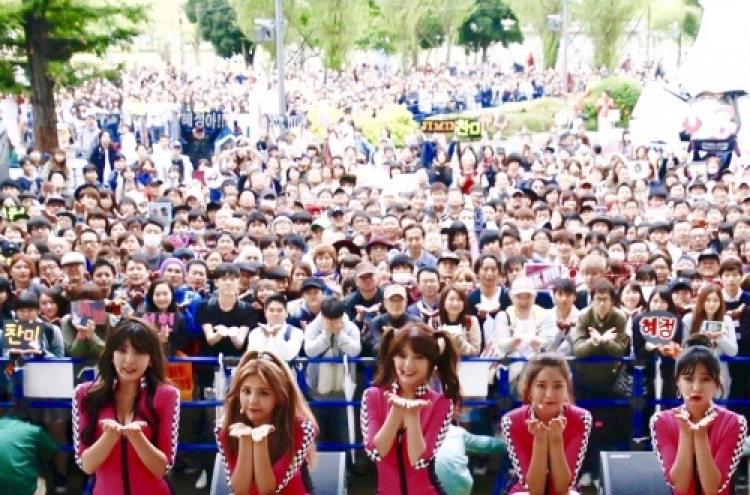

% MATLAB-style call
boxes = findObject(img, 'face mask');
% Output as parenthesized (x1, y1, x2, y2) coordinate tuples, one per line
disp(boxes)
(143, 234, 162, 248)
(392, 272, 413, 284)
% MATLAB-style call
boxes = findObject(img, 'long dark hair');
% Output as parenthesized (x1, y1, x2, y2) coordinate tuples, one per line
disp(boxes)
(81, 318, 168, 446)
(145, 278, 178, 314)
(690, 284, 726, 335)
(373, 322, 462, 409)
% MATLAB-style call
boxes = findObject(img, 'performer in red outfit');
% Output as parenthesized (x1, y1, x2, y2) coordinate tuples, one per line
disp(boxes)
(501, 353, 592, 495)
(361, 322, 461, 494)
(72, 317, 180, 495)
(651, 334, 748, 495)
(215, 350, 317, 495)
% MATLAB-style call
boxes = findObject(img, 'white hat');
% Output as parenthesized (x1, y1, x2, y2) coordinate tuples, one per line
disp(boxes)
(510, 277, 537, 296)
(60, 252, 86, 267)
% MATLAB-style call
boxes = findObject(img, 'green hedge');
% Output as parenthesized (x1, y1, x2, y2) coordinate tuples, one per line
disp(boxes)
(495, 98, 566, 135)
(582, 77, 642, 130)
(307, 104, 419, 148)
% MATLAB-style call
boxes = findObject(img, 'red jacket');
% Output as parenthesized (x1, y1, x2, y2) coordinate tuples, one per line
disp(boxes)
(215, 416, 316, 495)
(501, 404, 592, 494)
(361, 385, 453, 494)
(651, 405, 747, 495)
(72, 381, 180, 495)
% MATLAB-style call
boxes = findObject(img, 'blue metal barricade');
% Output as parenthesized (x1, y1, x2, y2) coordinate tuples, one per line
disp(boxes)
(3, 355, 750, 454)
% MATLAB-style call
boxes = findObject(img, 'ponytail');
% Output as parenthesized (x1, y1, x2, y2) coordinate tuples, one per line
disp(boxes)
(432, 329, 462, 411)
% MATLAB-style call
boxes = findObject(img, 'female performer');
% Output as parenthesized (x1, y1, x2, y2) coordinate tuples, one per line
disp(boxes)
(651, 334, 747, 494)
(72, 317, 180, 495)
(361, 322, 461, 494)
(501, 353, 591, 494)
(215, 350, 317, 494)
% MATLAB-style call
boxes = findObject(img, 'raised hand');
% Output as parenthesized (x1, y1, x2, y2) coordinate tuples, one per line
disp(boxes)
(229, 422, 254, 438)
(547, 416, 567, 438)
(99, 419, 122, 436)
(251, 424, 275, 442)
(120, 421, 148, 440)
(525, 418, 548, 438)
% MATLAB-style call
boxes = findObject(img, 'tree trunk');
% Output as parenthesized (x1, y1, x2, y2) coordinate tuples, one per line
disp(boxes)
(542, 31, 560, 69)
(481, 44, 489, 64)
(24, 13, 58, 153)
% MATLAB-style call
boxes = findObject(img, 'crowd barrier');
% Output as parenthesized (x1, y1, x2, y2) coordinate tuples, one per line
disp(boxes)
(4, 355, 750, 454)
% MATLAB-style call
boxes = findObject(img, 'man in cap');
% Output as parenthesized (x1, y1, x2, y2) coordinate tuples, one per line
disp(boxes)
(343, 262, 385, 341)
(288, 277, 326, 329)
(365, 284, 421, 357)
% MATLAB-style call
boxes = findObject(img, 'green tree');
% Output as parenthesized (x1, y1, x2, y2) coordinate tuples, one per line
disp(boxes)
(650, 0, 702, 65)
(0, 0, 144, 152)
(458, 0, 523, 63)
(185, 0, 255, 65)
(574, 0, 643, 70)
(230, 0, 320, 61)
(372, 0, 435, 69)
(506, 0, 560, 68)
(310, 0, 369, 70)
(428, 0, 477, 63)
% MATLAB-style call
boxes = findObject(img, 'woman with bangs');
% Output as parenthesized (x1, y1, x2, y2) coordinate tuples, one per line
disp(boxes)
(651, 335, 747, 494)
(72, 317, 180, 495)
(501, 353, 591, 494)
(215, 350, 317, 495)
(682, 284, 737, 398)
(362, 322, 461, 494)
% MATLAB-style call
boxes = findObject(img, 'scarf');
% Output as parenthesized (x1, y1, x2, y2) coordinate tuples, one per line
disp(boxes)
(416, 299, 439, 328)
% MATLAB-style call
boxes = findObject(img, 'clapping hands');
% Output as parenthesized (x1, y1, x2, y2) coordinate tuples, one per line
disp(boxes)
(229, 422, 275, 442)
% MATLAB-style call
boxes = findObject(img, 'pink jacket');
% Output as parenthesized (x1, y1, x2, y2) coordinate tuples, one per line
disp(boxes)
(215, 416, 316, 495)
(501, 404, 592, 494)
(361, 385, 453, 495)
(651, 405, 747, 495)
(72, 381, 180, 495)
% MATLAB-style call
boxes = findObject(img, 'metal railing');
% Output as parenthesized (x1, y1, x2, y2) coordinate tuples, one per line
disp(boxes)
(3, 355, 750, 453)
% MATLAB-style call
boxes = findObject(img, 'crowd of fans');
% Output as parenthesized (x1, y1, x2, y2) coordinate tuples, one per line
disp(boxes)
(0, 57, 747, 494)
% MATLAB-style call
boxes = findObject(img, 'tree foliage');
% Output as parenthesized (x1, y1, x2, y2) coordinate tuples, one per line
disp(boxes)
(650, 0, 702, 43)
(428, 0, 477, 63)
(185, 0, 255, 65)
(458, 0, 524, 62)
(574, 0, 644, 70)
(309, 0, 369, 70)
(506, 0, 561, 69)
(0, 0, 145, 151)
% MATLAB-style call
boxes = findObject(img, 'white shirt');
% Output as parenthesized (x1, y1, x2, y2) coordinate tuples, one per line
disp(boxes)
(245, 324, 304, 361)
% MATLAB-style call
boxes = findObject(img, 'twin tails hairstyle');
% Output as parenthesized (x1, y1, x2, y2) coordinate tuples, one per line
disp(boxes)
(373, 322, 462, 409)
(222, 350, 317, 465)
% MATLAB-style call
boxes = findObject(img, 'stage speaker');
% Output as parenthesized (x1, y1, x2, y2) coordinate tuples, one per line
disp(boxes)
(598, 451, 671, 495)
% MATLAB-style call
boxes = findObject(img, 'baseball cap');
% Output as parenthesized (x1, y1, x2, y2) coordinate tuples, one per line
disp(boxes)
(384, 284, 407, 299)
(356, 262, 377, 277)
(510, 277, 537, 296)
(61, 252, 86, 266)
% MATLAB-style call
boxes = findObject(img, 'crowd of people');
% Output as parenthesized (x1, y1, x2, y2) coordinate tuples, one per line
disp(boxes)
(0, 56, 748, 495)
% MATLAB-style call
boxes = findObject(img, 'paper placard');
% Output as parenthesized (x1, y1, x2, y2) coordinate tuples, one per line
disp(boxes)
(458, 360, 491, 397)
(166, 362, 194, 401)
(638, 311, 679, 345)
(2, 320, 42, 351)
(23, 361, 75, 398)
(72, 300, 106, 326)
(147, 202, 173, 234)
(142, 312, 175, 335)
(524, 263, 566, 291)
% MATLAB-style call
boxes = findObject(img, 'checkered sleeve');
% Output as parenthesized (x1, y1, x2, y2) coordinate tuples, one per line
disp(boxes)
(413, 398, 453, 470)
(156, 385, 180, 471)
(71, 382, 91, 470)
(361, 387, 383, 462)
(276, 418, 316, 493)
(716, 412, 748, 494)
(214, 417, 234, 489)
